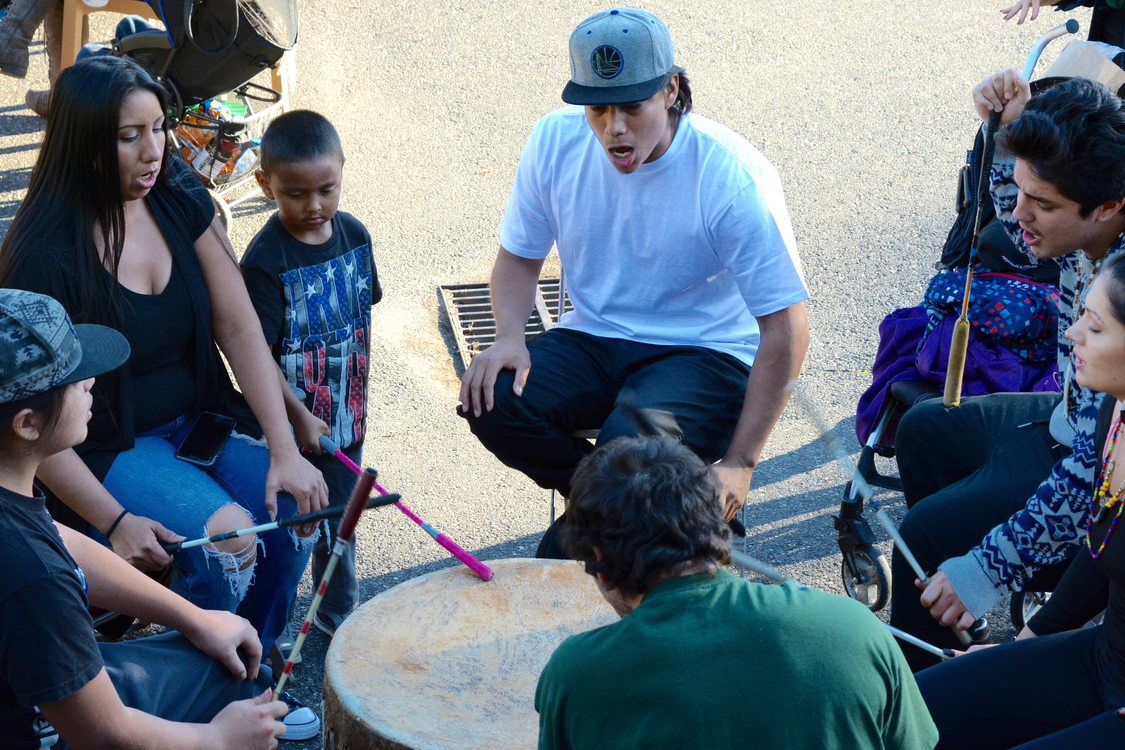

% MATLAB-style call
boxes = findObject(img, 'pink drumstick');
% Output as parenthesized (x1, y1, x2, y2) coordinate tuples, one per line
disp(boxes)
(319, 436, 494, 581)
(275, 468, 376, 696)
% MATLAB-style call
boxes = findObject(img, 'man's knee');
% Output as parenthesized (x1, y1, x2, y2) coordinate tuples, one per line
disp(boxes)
(462, 370, 529, 440)
(898, 504, 929, 550)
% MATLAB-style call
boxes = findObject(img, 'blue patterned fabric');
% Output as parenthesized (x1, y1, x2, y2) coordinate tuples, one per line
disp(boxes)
(923, 270, 1060, 364)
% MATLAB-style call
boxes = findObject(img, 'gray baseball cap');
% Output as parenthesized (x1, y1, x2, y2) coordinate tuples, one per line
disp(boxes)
(0, 289, 130, 404)
(562, 8, 675, 105)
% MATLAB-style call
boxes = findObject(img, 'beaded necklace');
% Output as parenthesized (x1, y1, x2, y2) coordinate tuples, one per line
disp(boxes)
(1086, 412, 1125, 559)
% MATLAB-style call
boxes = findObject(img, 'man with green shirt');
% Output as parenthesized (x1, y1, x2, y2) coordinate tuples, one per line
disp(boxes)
(535, 436, 938, 749)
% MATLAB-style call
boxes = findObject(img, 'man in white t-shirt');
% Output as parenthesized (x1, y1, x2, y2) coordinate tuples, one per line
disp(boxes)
(458, 7, 809, 557)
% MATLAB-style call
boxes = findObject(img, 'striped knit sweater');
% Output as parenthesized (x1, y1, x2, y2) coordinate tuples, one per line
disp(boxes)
(941, 154, 1125, 619)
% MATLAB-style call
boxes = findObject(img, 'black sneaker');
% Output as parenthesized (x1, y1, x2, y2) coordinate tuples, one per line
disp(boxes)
(312, 612, 338, 638)
(279, 692, 321, 742)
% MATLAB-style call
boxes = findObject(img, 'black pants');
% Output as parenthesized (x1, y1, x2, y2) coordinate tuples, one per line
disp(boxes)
(460, 329, 750, 557)
(889, 392, 1068, 670)
(916, 626, 1125, 748)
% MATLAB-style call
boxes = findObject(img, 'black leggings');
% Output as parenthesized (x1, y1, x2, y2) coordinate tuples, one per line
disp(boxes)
(889, 392, 1068, 670)
(916, 627, 1125, 748)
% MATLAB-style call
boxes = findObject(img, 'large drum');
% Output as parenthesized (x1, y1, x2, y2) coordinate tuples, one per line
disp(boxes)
(323, 558, 617, 750)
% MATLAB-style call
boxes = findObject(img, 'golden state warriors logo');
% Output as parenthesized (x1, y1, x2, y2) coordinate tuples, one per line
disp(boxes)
(591, 45, 623, 79)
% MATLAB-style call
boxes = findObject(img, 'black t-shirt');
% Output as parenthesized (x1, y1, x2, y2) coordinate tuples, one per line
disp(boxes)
(0, 486, 102, 748)
(241, 211, 381, 449)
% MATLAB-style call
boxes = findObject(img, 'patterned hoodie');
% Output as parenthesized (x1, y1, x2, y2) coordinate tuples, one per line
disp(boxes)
(942, 154, 1125, 618)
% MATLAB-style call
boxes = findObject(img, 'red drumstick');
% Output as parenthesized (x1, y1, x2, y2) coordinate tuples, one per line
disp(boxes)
(274, 468, 376, 696)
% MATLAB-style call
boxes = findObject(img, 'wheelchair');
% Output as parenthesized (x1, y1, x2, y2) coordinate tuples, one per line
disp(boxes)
(835, 379, 1066, 631)
(834, 21, 1118, 628)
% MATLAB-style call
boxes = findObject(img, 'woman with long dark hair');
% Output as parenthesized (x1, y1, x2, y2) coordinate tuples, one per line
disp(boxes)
(0, 55, 328, 654)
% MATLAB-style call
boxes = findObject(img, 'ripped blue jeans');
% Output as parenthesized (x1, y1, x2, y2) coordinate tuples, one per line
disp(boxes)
(102, 416, 317, 654)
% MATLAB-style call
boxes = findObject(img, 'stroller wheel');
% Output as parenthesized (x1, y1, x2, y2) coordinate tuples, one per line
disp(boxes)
(1009, 590, 1050, 632)
(841, 544, 890, 612)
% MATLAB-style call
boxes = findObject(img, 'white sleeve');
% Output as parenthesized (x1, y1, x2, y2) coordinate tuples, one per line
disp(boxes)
(710, 167, 808, 318)
(499, 119, 556, 260)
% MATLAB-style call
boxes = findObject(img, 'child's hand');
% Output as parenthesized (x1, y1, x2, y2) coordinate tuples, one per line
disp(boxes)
(294, 409, 330, 455)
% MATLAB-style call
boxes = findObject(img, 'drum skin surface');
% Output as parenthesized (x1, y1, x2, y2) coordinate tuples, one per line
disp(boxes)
(323, 558, 617, 750)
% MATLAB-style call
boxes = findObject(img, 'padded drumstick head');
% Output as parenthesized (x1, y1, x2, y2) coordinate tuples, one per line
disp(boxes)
(943, 318, 970, 407)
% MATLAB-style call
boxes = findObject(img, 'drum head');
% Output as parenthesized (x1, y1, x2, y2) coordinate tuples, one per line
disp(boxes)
(324, 558, 617, 750)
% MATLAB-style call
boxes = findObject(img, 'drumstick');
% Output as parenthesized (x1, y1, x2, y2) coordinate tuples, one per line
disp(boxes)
(275, 467, 376, 696)
(319, 436, 494, 581)
(160, 493, 401, 552)
(787, 384, 975, 647)
(731, 549, 790, 584)
(887, 624, 956, 661)
(729, 549, 954, 660)
(944, 110, 1002, 407)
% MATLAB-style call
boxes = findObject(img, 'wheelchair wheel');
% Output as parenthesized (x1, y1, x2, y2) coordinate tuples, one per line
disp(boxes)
(1009, 590, 1050, 632)
(842, 544, 890, 612)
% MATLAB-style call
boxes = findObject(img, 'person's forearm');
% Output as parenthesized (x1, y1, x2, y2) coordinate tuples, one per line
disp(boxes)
(490, 248, 545, 342)
(45, 671, 221, 750)
(197, 219, 302, 456)
(111, 708, 217, 750)
(37, 448, 125, 535)
(57, 524, 202, 634)
(216, 320, 299, 456)
(723, 303, 809, 467)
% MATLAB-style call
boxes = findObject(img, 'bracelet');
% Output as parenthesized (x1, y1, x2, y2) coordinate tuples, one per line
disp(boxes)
(105, 509, 130, 539)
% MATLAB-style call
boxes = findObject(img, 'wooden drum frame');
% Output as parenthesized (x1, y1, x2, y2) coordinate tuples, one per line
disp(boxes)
(323, 558, 617, 750)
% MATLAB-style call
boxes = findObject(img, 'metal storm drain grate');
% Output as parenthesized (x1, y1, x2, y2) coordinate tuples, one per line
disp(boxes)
(439, 277, 572, 370)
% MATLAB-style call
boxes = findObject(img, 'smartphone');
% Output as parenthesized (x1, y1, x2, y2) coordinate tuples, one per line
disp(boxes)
(175, 411, 236, 467)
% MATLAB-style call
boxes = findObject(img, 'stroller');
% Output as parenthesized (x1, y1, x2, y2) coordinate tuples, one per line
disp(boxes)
(115, 0, 298, 227)
(836, 22, 1125, 630)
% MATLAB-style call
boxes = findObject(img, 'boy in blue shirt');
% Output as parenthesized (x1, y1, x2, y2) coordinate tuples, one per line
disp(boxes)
(241, 110, 382, 636)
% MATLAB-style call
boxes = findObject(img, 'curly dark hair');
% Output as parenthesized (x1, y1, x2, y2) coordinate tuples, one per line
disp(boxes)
(560, 436, 731, 598)
(997, 77, 1125, 217)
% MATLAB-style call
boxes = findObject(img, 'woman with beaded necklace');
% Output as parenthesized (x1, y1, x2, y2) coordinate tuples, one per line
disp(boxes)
(915, 255, 1125, 748)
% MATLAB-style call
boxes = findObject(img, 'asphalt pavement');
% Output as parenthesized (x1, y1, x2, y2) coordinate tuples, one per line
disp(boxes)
(0, 1, 1091, 746)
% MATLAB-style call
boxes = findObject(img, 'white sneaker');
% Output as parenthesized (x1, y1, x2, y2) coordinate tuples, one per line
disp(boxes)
(279, 692, 320, 742)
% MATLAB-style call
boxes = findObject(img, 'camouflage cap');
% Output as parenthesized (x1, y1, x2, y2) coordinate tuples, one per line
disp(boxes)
(0, 289, 129, 404)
